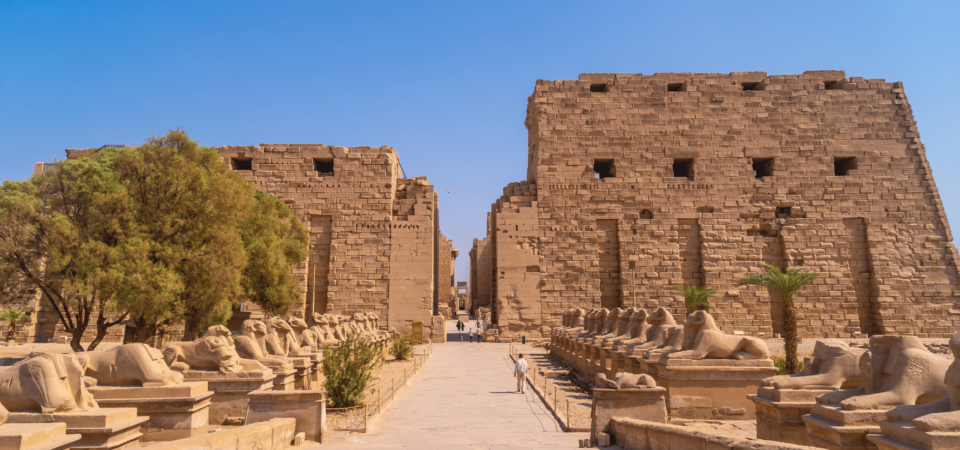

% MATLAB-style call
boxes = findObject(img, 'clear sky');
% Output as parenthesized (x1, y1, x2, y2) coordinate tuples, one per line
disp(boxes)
(2, 1, 958, 284)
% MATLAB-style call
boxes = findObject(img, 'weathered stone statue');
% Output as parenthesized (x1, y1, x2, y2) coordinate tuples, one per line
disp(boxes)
(750, 340, 867, 444)
(591, 308, 622, 343)
(629, 307, 681, 355)
(79, 343, 184, 387)
(818, 336, 950, 411)
(564, 308, 586, 334)
(600, 307, 636, 346)
(163, 333, 266, 373)
(866, 331, 960, 449)
(596, 372, 658, 390)
(580, 308, 610, 339)
(0, 352, 98, 413)
(613, 309, 651, 348)
(762, 340, 866, 390)
(203, 325, 234, 347)
(664, 310, 771, 360)
(262, 317, 292, 357)
(232, 320, 293, 372)
(576, 308, 600, 337)
(288, 317, 317, 352)
(366, 312, 390, 339)
(327, 315, 349, 341)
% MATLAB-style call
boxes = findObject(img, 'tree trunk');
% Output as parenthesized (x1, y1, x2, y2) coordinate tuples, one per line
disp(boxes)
(181, 319, 199, 342)
(783, 301, 799, 374)
(5, 322, 16, 342)
(69, 328, 85, 352)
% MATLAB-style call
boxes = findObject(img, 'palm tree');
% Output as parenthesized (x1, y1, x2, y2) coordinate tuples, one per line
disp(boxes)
(0, 308, 29, 342)
(675, 285, 718, 312)
(738, 263, 819, 374)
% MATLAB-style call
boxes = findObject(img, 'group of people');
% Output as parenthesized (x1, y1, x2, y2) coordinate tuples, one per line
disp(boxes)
(455, 318, 484, 343)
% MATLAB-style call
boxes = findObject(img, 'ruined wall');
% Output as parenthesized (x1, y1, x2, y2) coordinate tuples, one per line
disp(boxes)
(477, 71, 960, 339)
(438, 235, 455, 316)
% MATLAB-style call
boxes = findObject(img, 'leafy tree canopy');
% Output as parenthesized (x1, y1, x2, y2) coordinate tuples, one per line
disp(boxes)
(238, 190, 308, 317)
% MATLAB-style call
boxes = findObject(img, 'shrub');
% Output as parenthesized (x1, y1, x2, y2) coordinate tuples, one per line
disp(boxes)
(772, 355, 806, 376)
(321, 331, 383, 407)
(389, 334, 413, 361)
(0, 308, 28, 342)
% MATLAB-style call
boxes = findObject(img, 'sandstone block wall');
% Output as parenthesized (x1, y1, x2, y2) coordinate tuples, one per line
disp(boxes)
(474, 71, 960, 339)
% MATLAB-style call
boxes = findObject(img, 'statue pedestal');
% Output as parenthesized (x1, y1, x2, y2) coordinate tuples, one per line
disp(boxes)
(655, 358, 777, 420)
(590, 387, 667, 444)
(269, 366, 296, 391)
(8, 407, 149, 450)
(246, 390, 327, 443)
(867, 420, 960, 450)
(0, 423, 81, 450)
(89, 381, 213, 441)
(803, 404, 888, 450)
(181, 369, 275, 425)
(288, 357, 314, 390)
(748, 386, 835, 445)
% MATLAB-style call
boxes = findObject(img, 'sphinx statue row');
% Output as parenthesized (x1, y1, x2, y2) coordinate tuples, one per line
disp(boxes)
(551, 307, 771, 376)
(0, 312, 391, 420)
(750, 333, 960, 449)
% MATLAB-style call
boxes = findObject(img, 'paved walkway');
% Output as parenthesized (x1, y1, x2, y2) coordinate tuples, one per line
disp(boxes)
(326, 319, 588, 449)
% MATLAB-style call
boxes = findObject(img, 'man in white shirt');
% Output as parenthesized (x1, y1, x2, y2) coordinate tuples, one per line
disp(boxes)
(514, 354, 528, 393)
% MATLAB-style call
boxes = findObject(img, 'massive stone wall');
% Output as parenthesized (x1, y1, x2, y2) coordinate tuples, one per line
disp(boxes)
(474, 70, 960, 340)
(217, 145, 444, 335)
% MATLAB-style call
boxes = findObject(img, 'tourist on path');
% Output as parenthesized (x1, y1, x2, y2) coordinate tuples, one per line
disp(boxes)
(514, 354, 528, 393)
(469, 328, 475, 343)
(477, 328, 483, 343)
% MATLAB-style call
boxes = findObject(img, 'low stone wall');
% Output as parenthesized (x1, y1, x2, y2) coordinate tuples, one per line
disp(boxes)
(141, 418, 296, 450)
(609, 418, 818, 450)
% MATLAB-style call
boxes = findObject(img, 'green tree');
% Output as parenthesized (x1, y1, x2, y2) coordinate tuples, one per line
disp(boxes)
(738, 263, 819, 374)
(675, 284, 717, 313)
(0, 308, 29, 341)
(0, 155, 135, 351)
(109, 130, 254, 341)
(238, 191, 308, 316)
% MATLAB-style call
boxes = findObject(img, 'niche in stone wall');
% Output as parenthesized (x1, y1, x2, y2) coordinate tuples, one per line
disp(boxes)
(596, 219, 621, 309)
(843, 218, 879, 335)
(309, 215, 333, 316)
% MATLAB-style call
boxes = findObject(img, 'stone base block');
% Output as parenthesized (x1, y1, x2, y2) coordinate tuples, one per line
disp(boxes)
(8, 407, 149, 450)
(0, 423, 81, 450)
(89, 381, 213, 441)
(655, 358, 778, 420)
(181, 369, 275, 425)
(246, 390, 327, 443)
(749, 387, 836, 445)
(271, 367, 296, 391)
(590, 387, 667, 444)
(866, 420, 960, 450)
(803, 404, 888, 450)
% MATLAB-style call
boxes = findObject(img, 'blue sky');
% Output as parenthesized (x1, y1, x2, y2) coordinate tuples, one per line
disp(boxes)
(1, 1, 958, 283)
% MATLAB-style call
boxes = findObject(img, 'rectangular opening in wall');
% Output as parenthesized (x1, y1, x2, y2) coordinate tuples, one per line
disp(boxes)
(752, 158, 774, 178)
(834, 157, 856, 176)
(314, 158, 334, 175)
(672, 158, 693, 180)
(594, 159, 615, 179)
(231, 157, 252, 171)
(777, 207, 791, 219)
(741, 82, 760, 91)
(590, 83, 607, 93)
(667, 83, 683, 92)
(824, 80, 841, 90)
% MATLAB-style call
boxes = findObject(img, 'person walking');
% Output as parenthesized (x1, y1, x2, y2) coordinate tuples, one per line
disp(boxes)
(514, 354, 528, 393)
(476, 328, 483, 343)
(469, 328, 475, 343)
